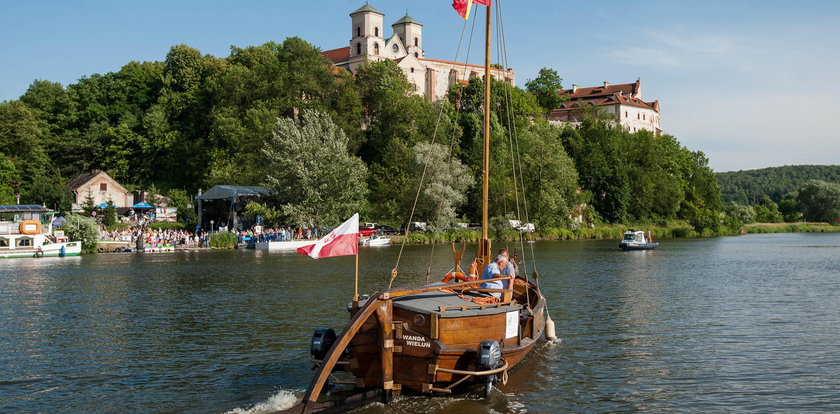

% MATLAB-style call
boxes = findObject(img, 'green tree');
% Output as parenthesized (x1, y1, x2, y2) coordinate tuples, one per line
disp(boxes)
(753, 195, 783, 223)
(525, 68, 566, 114)
(0, 156, 18, 204)
(410, 141, 474, 231)
(726, 203, 756, 225)
(62, 214, 101, 253)
(561, 116, 629, 223)
(102, 202, 118, 227)
(263, 109, 368, 227)
(518, 122, 578, 227)
(778, 192, 801, 222)
(797, 180, 840, 223)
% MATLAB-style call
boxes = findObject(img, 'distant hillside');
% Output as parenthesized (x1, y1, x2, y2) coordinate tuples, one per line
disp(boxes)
(717, 165, 840, 205)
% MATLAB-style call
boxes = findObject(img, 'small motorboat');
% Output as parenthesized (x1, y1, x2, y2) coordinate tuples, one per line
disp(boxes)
(359, 234, 391, 246)
(619, 229, 659, 250)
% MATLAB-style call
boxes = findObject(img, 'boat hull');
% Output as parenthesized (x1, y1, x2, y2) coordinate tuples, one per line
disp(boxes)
(0, 241, 82, 258)
(619, 242, 659, 251)
(253, 240, 313, 251)
(345, 284, 545, 394)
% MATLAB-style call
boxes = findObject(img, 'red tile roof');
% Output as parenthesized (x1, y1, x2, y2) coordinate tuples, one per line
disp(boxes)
(420, 58, 512, 73)
(321, 47, 350, 63)
(560, 80, 640, 100)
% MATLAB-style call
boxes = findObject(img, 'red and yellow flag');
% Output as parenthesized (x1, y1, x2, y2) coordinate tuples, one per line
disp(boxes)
(452, 0, 491, 20)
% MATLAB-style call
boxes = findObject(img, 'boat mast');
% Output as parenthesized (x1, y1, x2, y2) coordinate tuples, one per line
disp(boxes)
(479, 4, 492, 265)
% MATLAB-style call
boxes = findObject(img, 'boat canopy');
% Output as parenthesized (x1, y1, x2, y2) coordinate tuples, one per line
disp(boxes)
(196, 185, 272, 201)
(0, 205, 50, 213)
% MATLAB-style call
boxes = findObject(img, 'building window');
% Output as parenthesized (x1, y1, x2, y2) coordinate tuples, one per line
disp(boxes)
(643, 113, 646, 120)
(375, 27, 379, 37)
(356, 43, 361, 55)
(625, 111, 628, 118)
(411, 67, 415, 73)
(100, 183, 107, 191)
(374, 43, 379, 55)
(356, 27, 361, 37)
(414, 37, 419, 47)
(414, 52, 418, 58)
(637, 113, 640, 119)
(392, 43, 399, 53)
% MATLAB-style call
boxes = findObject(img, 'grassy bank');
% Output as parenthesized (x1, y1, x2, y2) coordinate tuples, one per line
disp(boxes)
(392, 222, 731, 244)
(743, 222, 840, 234)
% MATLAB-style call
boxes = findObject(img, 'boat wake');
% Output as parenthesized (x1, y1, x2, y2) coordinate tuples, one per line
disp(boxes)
(223, 390, 300, 414)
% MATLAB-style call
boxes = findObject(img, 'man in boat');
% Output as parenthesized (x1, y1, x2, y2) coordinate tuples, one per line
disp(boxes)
(498, 248, 518, 277)
(480, 255, 513, 298)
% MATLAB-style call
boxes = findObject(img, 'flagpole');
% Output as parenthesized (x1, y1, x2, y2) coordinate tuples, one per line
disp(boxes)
(354, 248, 359, 302)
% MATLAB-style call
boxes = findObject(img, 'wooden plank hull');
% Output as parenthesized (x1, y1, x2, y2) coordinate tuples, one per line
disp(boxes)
(348, 288, 546, 393)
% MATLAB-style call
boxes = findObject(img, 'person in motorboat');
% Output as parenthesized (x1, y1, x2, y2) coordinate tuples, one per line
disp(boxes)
(480, 254, 513, 298)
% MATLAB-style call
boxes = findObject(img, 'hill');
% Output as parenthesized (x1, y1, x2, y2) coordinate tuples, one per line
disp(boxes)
(717, 165, 840, 205)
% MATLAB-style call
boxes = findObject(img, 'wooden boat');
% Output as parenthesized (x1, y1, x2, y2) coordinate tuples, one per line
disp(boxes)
(281, 3, 554, 413)
(619, 229, 660, 250)
(0, 204, 82, 258)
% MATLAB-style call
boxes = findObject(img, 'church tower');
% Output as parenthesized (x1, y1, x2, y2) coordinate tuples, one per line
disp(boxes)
(392, 14, 424, 59)
(349, 3, 385, 72)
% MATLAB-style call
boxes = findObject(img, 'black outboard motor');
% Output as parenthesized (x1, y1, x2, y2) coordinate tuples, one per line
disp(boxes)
(310, 328, 337, 360)
(478, 340, 502, 397)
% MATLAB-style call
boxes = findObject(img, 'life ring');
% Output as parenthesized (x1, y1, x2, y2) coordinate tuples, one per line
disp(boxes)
(467, 260, 479, 281)
(34, 250, 44, 258)
(442, 271, 470, 283)
(98, 247, 106, 253)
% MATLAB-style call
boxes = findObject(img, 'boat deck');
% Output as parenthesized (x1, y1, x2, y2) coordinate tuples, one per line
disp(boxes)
(392, 284, 522, 318)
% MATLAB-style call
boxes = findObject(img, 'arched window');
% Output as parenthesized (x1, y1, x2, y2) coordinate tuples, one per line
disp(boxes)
(375, 27, 379, 37)
(356, 27, 361, 37)
(414, 37, 418, 47)
(414, 52, 419, 58)
(356, 43, 361, 55)
(374, 43, 380, 55)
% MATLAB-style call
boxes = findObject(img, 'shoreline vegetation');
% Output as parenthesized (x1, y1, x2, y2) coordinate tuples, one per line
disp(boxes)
(94, 221, 839, 251)
(392, 221, 840, 244)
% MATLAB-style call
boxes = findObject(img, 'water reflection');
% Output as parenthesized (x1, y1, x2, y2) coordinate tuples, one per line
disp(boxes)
(1, 234, 840, 413)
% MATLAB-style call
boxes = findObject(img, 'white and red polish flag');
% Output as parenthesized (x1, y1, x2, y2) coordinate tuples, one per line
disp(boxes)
(296, 213, 359, 259)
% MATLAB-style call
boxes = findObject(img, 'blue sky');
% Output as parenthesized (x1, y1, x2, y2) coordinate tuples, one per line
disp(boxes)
(2, 0, 838, 172)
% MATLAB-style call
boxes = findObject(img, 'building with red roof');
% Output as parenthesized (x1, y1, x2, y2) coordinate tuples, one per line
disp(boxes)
(321, 3, 515, 102)
(548, 80, 662, 134)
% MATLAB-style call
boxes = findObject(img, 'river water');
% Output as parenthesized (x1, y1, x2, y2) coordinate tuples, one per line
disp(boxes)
(2, 233, 839, 413)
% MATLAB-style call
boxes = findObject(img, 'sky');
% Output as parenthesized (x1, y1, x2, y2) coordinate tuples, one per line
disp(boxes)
(1, 0, 838, 172)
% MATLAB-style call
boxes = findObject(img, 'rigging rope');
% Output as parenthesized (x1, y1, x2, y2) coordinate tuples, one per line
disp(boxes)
(390, 10, 479, 289)
(496, 0, 551, 317)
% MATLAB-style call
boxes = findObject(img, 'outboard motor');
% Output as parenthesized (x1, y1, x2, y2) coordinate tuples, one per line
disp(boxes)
(310, 328, 336, 360)
(478, 340, 502, 397)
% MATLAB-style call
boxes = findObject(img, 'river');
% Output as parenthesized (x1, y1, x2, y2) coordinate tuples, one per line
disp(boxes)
(2, 233, 839, 413)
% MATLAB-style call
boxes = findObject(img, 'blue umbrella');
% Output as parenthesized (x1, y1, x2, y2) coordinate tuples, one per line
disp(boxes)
(52, 216, 66, 227)
(98, 202, 109, 208)
(133, 202, 154, 208)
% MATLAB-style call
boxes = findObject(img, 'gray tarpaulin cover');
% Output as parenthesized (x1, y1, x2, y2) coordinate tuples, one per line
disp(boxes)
(196, 186, 272, 201)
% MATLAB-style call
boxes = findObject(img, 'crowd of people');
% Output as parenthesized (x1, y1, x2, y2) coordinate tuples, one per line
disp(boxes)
(236, 226, 321, 244)
(98, 223, 325, 250)
(99, 227, 208, 249)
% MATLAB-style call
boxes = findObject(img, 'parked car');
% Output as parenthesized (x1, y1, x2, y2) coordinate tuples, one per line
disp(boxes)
(375, 225, 401, 235)
(359, 226, 378, 236)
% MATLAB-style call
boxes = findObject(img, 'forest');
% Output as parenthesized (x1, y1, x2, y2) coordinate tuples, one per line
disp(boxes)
(717, 165, 840, 205)
(1, 37, 727, 232)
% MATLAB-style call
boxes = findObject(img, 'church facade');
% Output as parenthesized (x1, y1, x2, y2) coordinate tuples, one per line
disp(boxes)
(321, 3, 515, 102)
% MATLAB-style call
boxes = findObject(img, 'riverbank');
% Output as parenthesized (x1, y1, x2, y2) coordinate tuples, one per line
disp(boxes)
(743, 222, 840, 234)
(389, 221, 839, 244)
